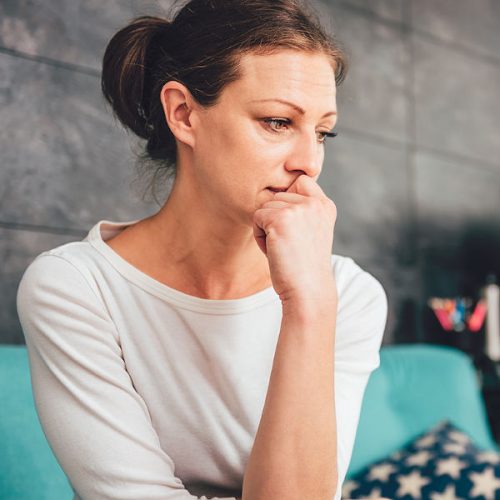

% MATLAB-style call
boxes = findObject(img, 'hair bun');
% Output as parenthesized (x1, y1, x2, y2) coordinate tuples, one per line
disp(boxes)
(101, 15, 174, 140)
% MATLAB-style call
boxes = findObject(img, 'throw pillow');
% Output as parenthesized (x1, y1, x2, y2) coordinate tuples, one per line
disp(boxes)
(341, 420, 500, 500)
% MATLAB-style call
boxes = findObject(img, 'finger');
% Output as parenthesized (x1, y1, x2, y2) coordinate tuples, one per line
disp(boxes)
(270, 191, 305, 204)
(253, 207, 281, 255)
(273, 190, 334, 213)
(253, 221, 267, 255)
(287, 174, 328, 200)
(261, 199, 290, 209)
(253, 207, 281, 234)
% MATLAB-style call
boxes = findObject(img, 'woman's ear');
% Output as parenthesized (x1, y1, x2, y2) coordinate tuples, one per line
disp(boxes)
(159, 81, 198, 148)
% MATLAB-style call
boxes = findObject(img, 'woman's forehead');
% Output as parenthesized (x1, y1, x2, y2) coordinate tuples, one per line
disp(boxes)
(239, 50, 335, 85)
(225, 50, 337, 109)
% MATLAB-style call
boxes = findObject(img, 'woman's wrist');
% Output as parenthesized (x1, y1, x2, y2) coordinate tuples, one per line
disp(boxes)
(281, 283, 338, 323)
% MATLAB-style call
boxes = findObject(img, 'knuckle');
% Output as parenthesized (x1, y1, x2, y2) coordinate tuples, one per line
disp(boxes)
(282, 206, 297, 220)
(308, 197, 323, 211)
(324, 198, 337, 214)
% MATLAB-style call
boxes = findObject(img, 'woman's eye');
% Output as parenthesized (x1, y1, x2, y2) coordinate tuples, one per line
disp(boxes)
(262, 118, 290, 133)
(317, 131, 338, 144)
(262, 118, 337, 144)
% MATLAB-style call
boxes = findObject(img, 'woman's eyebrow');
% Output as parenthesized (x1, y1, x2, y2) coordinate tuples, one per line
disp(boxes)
(249, 98, 337, 118)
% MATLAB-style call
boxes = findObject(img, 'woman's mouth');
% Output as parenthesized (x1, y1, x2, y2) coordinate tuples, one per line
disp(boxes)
(267, 187, 288, 193)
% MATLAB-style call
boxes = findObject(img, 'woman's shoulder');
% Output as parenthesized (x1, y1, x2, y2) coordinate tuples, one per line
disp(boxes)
(332, 254, 388, 372)
(19, 219, 135, 286)
(17, 237, 105, 305)
(331, 253, 386, 303)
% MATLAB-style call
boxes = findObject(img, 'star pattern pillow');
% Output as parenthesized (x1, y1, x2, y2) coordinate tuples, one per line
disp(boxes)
(341, 420, 500, 500)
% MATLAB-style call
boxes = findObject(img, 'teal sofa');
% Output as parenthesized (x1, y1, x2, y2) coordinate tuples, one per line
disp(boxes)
(346, 343, 500, 479)
(1, 343, 498, 499)
(0, 344, 73, 499)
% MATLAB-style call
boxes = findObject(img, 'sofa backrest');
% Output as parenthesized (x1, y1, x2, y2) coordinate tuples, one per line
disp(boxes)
(0, 345, 73, 499)
(347, 343, 498, 478)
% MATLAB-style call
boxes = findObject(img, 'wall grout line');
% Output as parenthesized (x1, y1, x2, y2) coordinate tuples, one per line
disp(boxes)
(0, 221, 87, 237)
(411, 27, 500, 67)
(337, 0, 404, 28)
(0, 46, 100, 77)
(339, 0, 500, 67)
(409, 145, 500, 175)
(338, 127, 500, 174)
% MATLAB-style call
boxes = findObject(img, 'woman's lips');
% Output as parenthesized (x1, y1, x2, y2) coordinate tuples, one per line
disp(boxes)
(267, 187, 288, 193)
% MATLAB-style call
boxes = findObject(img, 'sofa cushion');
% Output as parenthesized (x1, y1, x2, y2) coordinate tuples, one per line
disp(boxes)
(347, 345, 498, 479)
(341, 420, 500, 499)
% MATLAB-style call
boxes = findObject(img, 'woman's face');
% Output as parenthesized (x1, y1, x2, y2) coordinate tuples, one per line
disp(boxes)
(189, 49, 338, 225)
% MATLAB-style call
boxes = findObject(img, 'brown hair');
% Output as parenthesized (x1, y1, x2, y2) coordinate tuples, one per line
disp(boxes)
(101, 0, 348, 205)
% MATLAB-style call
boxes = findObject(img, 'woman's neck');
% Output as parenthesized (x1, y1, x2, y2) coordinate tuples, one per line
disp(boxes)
(108, 183, 272, 299)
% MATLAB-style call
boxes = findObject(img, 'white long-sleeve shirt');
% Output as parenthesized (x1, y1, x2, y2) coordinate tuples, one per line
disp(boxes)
(16, 219, 388, 500)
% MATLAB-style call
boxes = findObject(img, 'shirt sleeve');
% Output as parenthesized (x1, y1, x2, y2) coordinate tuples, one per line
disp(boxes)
(16, 253, 239, 500)
(332, 266, 388, 500)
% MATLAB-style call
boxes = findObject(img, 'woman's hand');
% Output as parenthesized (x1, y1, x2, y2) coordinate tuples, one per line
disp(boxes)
(253, 174, 337, 304)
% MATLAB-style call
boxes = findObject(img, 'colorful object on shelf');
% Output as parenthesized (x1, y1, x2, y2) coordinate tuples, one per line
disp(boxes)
(469, 300, 488, 333)
(428, 297, 487, 333)
(484, 278, 500, 362)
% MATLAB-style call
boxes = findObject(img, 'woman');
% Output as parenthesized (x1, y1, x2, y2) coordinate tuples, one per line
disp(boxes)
(16, 1, 388, 499)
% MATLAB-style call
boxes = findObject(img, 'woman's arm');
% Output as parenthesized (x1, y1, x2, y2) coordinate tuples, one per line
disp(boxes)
(242, 291, 338, 500)
(247, 174, 339, 500)
(16, 254, 239, 500)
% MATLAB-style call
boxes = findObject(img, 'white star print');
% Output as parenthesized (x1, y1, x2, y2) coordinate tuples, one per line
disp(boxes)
(396, 470, 431, 498)
(476, 450, 500, 464)
(415, 433, 438, 449)
(435, 456, 467, 479)
(341, 479, 359, 498)
(469, 466, 500, 500)
(405, 450, 433, 467)
(429, 483, 456, 500)
(367, 462, 397, 481)
(447, 430, 471, 445)
(364, 485, 384, 498)
(442, 441, 466, 455)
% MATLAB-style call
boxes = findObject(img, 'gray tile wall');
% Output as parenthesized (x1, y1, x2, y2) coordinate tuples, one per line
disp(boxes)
(2, 0, 499, 345)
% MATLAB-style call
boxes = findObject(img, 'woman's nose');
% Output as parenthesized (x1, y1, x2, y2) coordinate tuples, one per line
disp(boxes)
(284, 131, 322, 178)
